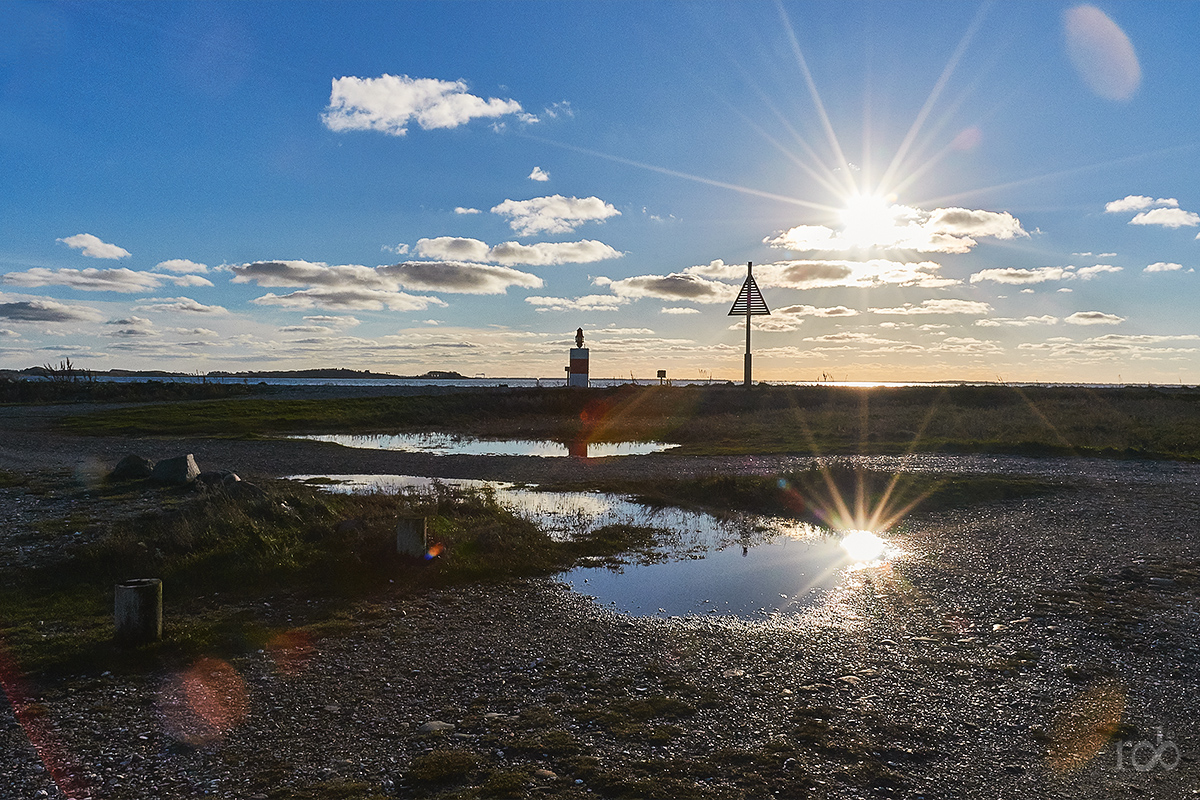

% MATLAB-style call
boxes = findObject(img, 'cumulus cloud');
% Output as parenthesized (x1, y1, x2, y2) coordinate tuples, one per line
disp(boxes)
(728, 305, 855, 331)
(524, 294, 628, 312)
(1105, 195, 1177, 214)
(252, 288, 445, 312)
(1130, 208, 1200, 228)
(1065, 311, 1125, 325)
(870, 298, 992, 316)
(661, 307, 701, 315)
(56, 233, 131, 259)
(598, 273, 737, 304)
(1076, 265, 1122, 279)
(1144, 262, 1184, 273)
(134, 296, 228, 314)
(415, 237, 621, 266)
(321, 74, 528, 136)
(766, 202, 1027, 254)
(378, 262, 542, 294)
(155, 259, 209, 274)
(304, 315, 360, 328)
(775, 304, 859, 318)
(106, 316, 154, 328)
(232, 257, 541, 301)
(455, 207, 481, 215)
(491, 195, 620, 236)
(975, 316, 1059, 327)
(2, 267, 213, 292)
(685, 258, 956, 290)
(1063, 5, 1141, 101)
(970, 264, 1121, 284)
(528, 167, 550, 182)
(0, 296, 104, 323)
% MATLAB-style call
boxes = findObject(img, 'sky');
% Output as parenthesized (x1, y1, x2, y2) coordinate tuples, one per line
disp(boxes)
(2, 1, 1199, 383)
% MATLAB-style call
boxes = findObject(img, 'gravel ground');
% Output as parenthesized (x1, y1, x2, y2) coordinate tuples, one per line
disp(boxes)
(4, 398, 1200, 799)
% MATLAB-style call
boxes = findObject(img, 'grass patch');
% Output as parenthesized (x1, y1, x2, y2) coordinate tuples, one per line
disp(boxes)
(566, 466, 1065, 527)
(55, 383, 1200, 459)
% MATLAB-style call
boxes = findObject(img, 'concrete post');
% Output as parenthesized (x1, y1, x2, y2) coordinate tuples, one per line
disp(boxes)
(397, 516, 428, 557)
(114, 578, 162, 646)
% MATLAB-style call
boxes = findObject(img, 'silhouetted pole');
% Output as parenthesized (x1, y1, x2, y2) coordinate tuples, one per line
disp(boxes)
(744, 263, 753, 387)
(728, 261, 770, 389)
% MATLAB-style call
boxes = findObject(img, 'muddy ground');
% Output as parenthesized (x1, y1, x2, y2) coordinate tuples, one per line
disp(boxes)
(3, 398, 1200, 799)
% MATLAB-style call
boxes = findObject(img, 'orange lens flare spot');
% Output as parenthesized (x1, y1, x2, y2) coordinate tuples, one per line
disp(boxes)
(1046, 682, 1126, 773)
(266, 630, 315, 676)
(158, 657, 249, 746)
(425, 543, 445, 559)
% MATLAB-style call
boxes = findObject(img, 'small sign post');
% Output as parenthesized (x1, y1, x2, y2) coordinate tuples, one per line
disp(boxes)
(727, 262, 771, 388)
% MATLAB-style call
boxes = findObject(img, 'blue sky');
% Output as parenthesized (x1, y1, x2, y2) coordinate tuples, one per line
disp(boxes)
(2, 1, 1198, 382)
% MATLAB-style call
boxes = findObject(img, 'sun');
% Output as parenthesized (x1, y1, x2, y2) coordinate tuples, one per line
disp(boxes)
(838, 192, 902, 248)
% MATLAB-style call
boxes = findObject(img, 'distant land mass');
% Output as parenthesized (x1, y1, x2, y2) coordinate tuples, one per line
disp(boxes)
(1, 366, 468, 381)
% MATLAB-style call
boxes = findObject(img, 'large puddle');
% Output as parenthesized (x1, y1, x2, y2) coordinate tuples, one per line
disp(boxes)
(289, 474, 899, 620)
(291, 433, 679, 458)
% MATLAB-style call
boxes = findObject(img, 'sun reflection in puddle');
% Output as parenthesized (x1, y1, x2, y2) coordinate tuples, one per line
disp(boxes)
(289, 474, 902, 620)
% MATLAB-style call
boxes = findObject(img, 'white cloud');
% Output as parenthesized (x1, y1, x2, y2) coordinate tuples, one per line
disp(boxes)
(1129, 207, 1200, 228)
(1063, 5, 1141, 102)
(1075, 264, 1122, 279)
(0, 294, 104, 323)
(1104, 195, 1177, 214)
(774, 304, 860, 318)
(528, 167, 550, 182)
(155, 259, 209, 274)
(134, 296, 229, 314)
(661, 307, 701, 315)
(252, 288, 444, 312)
(975, 315, 1059, 327)
(56, 233, 131, 260)
(231, 257, 541, 297)
(1144, 261, 1183, 273)
(486, 240, 621, 266)
(378, 262, 542, 294)
(491, 195, 620, 236)
(870, 298, 992, 316)
(1065, 311, 1125, 325)
(454, 207, 481, 215)
(304, 315, 360, 328)
(766, 202, 1027, 254)
(970, 264, 1121, 284)
(525, 294, 628, 312)
(2, 267, 211, 292)
(322, 74, 526, 136)
(600, 272, 737, 304)
(415, 237, 621, 266)
(970, 266, 1071, 285)
(382, 243, 411, 255)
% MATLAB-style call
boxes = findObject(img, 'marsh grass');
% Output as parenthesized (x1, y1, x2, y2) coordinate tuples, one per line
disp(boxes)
(561, 466, 1065, 527)
(0, 478, 653, 677)
(56, 384, 1200, 459)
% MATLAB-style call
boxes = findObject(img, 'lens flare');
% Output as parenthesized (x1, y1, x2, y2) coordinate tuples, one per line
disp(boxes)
(158, 657, 249, 746)
(840, 530, 888, 562)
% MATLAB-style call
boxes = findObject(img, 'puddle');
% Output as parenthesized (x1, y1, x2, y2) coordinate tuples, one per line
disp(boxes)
(288, 474, 899, 619)
(291, 433, 678, 458)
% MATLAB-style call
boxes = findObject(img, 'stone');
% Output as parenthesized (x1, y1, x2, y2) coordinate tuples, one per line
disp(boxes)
(150, 454, 200, 486)
(418, 721, 455, 733)
(109, 454, 154, 481)
(196, 470, 241, 490)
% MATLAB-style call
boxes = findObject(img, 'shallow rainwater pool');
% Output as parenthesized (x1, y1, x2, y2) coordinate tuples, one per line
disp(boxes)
(289, 474, 898, 619)
(291, 433, 678, 458)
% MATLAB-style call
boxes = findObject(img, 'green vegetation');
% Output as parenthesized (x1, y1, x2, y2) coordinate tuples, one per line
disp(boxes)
(0, 478, 652, 676)
(560, 466, 1065, 525)
(56, 383, 1200, 459)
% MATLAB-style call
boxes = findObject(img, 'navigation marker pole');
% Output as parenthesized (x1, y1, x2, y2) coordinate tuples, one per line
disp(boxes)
(727, 261, 771, 388)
